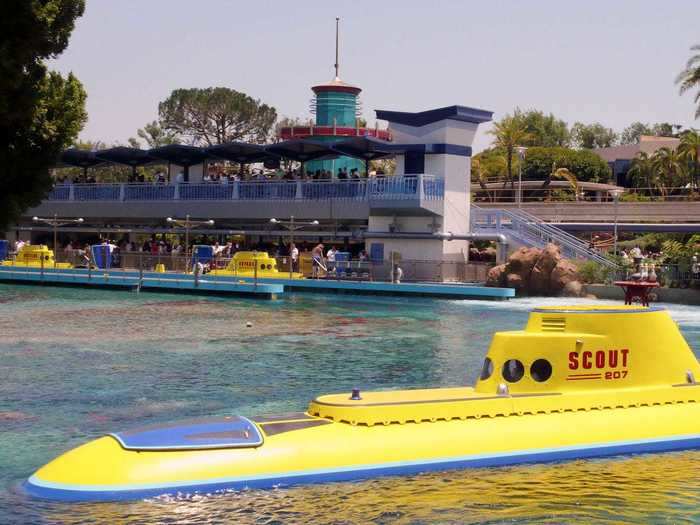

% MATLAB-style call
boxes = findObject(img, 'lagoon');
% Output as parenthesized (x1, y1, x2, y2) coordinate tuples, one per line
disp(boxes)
(2, 284, 700, 523)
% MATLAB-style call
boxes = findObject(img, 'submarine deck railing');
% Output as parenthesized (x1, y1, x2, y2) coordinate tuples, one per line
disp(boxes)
(45, 176, 445, 202)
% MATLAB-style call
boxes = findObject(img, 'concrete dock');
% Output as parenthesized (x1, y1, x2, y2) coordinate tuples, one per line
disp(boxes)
(0, 266, 514, 300)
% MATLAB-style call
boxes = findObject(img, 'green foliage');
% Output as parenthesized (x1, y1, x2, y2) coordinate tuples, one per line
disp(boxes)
(676, 44, 700, 119)
(132, 121, 179, 148)
(0, 0, 87, 230)
(571, 122, 618, 149)
(620, 122, 682, 144)
(678, 130, 700, 188)
(158, 87, 277, 146)
(619, 192, 652, 202)
(509, 109, 571, 148)
(577, 261, 606, 284)
(521, 147, 612, 183)
(488, 115, 531, 186)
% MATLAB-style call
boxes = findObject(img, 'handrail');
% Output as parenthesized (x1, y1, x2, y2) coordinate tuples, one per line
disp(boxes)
(46, 176, 445, 202)
(471, 205, 617, 269)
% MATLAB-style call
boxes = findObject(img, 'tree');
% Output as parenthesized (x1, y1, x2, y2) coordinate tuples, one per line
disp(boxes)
(273, 116, 305, 140)
(628, 152, 655, 192)
(510, 109, 570, 147)
(678, 130, 700, 188)
(620, 122, 682, 144)
(158, 88, 277, 146)
(571, 122, 618, 149)
(521, 147, 611, 184)
(132, 121, 179, 148)
(0, 0, 87, 230)
(488, 116, 532, 188)
(652, 147, 687, 190)
(676, 44, 700, 119)
(542, 165, 579, 198)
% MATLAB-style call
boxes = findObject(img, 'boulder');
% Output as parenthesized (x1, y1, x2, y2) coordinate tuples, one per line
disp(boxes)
(506, 273, 525, 291)
(485, 243, 582, 297)
(486, 264, 506, 287)
(550, 259, 580, 292)
(562, 280, 584, 297)
(529, 265, 551, 295)
(537, 243, 562, 275)
(507, 247, 540, 273)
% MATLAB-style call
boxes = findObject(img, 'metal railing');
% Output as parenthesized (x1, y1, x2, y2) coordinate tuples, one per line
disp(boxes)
(473, 185, 700, 203)
(471, 205, 617, 269)
(1, 249, 493, 285)
(46, 175, 444, 203)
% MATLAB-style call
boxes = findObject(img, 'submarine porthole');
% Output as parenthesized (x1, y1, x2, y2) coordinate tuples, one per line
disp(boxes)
(530, 359, 552, 382)
(502, 359, 524, 383)
(480, 358, 494, 380)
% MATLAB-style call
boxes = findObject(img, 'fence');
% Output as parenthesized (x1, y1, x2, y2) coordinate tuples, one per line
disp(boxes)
(46, 175, 444, 203)
(613, 263, 699, 288)
(13, 249, 493, 285)
(473, 186, 700, 203)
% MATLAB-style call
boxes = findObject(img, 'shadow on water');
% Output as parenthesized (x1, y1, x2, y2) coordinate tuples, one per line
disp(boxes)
(1, 284, 700, 523)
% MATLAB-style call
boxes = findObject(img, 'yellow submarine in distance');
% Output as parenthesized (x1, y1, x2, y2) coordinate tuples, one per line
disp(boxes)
(25, 306, 700, 502)
(210, 251, 304, 279)
(1, 244, 72, 269)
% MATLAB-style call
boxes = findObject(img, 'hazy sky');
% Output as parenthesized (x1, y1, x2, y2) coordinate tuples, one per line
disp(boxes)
(49, 0, 700, 152)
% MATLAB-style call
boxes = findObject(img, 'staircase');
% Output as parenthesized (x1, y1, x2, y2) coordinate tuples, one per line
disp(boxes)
(471, 205, 617, 269)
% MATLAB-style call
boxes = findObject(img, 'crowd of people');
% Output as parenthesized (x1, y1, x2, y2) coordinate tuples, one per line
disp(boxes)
(54, 165, 385, 185)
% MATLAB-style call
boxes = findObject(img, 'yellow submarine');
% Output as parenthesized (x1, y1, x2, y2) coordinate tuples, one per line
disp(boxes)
(210, 251, 304, 279)
(1, 244, 72, 269)
(25, 306, 700, 501)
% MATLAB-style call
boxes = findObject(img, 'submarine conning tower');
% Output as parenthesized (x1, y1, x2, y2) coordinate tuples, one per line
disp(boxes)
(475, 305, 700, 395)
(308, 305, 700, 427)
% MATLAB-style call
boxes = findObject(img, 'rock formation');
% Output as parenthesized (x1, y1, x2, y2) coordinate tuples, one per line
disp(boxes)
(486, 243, 583, 296)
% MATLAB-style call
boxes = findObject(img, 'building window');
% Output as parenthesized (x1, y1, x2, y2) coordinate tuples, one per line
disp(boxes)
(404, 151, 425, 174)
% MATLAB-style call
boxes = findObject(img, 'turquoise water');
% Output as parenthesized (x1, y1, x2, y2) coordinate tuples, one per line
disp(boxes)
(2, 283, 700, 524)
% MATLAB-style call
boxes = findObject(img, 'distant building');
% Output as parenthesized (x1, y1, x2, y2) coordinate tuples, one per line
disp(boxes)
(593, 135, 680, 187)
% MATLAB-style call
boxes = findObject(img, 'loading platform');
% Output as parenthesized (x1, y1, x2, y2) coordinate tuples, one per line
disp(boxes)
(0, 266, 514, 300)
(0, 266, 283, 299)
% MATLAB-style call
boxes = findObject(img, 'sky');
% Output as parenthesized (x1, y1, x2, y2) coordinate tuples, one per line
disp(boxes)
(49, 0, 700, 152)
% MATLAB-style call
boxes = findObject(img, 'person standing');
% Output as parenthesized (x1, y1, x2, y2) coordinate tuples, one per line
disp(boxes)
(326, 246, 337, 272)
(311, 243, 325, 279)
(290, 242, 299, 272)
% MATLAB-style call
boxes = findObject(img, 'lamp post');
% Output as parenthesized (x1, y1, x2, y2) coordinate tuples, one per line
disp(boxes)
(610, 189, 624, 257)
(516, 146, 527, 208)
(166, 215, 214, 270)
(32, 214, 84, 268)
(270, 216, 319, 278)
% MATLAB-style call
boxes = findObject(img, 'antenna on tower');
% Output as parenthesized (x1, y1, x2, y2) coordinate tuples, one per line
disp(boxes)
(334, 17, 340, 81)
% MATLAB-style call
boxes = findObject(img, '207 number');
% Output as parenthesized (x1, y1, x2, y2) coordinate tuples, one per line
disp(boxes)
(605, 370, 628, 380)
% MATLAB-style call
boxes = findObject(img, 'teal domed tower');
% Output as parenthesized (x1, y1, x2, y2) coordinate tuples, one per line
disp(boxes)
(277, 19, 390, 176)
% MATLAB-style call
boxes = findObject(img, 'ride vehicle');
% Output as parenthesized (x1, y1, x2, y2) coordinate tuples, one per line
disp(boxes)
(25, 305, 700, 501)
(1, 244, 72, 269)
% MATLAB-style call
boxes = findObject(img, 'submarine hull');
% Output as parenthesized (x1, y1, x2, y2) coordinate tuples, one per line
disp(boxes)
(25, 401, 700, 501)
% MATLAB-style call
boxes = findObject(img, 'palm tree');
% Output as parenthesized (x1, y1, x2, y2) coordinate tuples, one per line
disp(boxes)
(652, 147, 686, 195)
(678, 130, 700, 189)
(541, 163, 580, 200)
(628, 152, 655, 193)
(470, 157, 492, 202)
(676, 44, 700, 119)
(488, 116, 532, 189)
